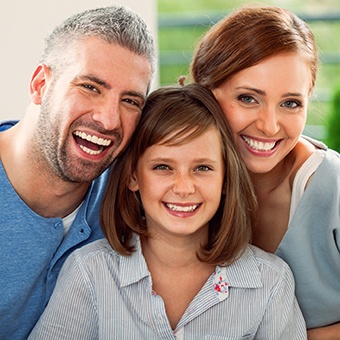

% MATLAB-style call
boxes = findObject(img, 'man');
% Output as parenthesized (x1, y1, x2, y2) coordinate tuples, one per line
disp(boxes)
(0, 5, 156, 339)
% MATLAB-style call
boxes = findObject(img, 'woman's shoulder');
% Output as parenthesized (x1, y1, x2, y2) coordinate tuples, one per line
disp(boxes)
(302, 135, 340, 161)
(297, 136, 340, 176)
(301, 135, 327, 151)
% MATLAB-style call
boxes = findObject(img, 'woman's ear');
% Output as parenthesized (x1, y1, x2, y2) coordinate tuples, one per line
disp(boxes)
(128, 172, 139, 192)
(30, 64, 52, 105)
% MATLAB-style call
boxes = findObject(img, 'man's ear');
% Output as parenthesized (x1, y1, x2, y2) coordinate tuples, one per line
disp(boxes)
(128, 172, 139, 192)
(30, 64, 52, 105)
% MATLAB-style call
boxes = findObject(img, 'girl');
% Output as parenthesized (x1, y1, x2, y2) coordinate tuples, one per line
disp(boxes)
(29, 84, 306, 339)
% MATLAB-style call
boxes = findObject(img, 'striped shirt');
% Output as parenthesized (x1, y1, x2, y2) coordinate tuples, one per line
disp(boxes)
(29, 237, 307, 339)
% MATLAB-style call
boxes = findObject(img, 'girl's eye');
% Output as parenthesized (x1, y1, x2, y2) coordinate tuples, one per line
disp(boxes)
(195, 165, 212, 172)
(282, 100, 301, 108)
(239, 95, 256, 104)
(153, 164, 171, 171)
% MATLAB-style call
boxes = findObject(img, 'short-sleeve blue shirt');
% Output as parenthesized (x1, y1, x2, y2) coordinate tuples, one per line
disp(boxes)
(0, 120, 108, 339)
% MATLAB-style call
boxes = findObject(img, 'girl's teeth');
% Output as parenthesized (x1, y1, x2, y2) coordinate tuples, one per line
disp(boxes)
(166, 204, 199, 212)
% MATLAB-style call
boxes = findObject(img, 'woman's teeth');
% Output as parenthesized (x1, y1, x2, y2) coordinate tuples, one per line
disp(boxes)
(242, 136, 276, 151)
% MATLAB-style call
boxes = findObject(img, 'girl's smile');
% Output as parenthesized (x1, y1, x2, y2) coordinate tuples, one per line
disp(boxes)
(128, 126, 225, 239)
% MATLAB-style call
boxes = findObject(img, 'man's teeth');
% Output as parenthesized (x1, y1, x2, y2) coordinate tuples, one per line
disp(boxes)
(242, 136, 276, 151)
(74, 131, 111, 146)
(166, 204, 199, 212)
(79, 145, 103, 155)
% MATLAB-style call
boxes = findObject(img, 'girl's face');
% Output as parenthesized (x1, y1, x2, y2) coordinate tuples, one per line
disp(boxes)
(128, 126, 225, 240)
(212, 53, 311, 174)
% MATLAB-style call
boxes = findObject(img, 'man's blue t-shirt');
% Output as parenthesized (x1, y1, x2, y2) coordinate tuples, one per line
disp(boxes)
(0, 120, 108, 339)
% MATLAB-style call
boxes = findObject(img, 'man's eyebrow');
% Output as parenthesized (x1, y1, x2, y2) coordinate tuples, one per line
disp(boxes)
(123, 90, 147, 104)
(75, 74, 147, 103)
(76, 74, 111, 90)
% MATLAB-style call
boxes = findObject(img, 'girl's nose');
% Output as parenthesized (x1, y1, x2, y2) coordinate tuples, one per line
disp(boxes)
(172, 173, 196, 197)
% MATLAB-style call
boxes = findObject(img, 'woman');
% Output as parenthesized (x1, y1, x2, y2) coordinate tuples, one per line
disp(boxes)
(190, 4, 340, 338)
(29, 84, 306, 339)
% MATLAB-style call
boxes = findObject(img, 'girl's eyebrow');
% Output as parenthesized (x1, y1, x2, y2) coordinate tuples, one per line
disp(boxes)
(148, 157, 219, 163)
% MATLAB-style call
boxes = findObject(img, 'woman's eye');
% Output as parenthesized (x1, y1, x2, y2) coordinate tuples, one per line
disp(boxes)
(282, 100, 301, 108)
(239, 95, 255, 104)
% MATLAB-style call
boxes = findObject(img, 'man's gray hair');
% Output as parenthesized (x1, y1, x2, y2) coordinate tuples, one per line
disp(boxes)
(40, 5, 157, 76)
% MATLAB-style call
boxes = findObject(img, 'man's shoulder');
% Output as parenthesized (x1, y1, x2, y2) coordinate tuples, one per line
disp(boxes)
(0, 120, 18, 132)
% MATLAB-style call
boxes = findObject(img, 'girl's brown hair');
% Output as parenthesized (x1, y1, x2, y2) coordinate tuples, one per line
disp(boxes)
(191, 5, 318, 92)
(100, 84, 257, 265)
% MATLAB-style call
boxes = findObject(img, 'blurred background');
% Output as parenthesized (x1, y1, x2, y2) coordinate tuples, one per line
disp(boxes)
(1, 0, 340, 149)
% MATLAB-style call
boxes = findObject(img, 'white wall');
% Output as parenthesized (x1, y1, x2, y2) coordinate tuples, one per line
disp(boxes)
(0, 0, 158, 120)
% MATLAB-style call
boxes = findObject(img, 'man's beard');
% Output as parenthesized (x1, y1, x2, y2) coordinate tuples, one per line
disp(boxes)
(32, 89, 121, 183)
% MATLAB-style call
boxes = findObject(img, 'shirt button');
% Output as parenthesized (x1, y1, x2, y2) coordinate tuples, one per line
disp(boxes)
(54, 222, 62, 229)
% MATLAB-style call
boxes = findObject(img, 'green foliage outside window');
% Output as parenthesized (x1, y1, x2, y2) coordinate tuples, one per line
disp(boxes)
(325, 86, 340, 152)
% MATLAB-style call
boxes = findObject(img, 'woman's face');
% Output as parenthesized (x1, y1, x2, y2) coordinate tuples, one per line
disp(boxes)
(212, 53, 312, 174)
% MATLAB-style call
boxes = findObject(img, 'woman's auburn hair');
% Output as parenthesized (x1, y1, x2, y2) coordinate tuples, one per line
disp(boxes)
(100, 84, 257, 266)
(191, 4, 318, 92)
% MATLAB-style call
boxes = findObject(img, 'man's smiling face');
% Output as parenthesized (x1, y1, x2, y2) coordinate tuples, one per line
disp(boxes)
(32, 37, 152, 182)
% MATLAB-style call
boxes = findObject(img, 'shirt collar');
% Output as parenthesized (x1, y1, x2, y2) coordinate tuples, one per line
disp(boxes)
(119, 234, 150, 287)
(217, 246, 263, 289)
(119, 236, 263, 291)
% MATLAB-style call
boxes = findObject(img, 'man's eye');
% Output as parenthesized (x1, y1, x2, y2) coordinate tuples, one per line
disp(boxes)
(82, 84, 99, 93)
(123, 98, 142, 108)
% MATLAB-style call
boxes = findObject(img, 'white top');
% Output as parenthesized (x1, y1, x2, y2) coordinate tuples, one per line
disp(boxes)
(62, 204, 82, 236)
(289, 149, 325, 223)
